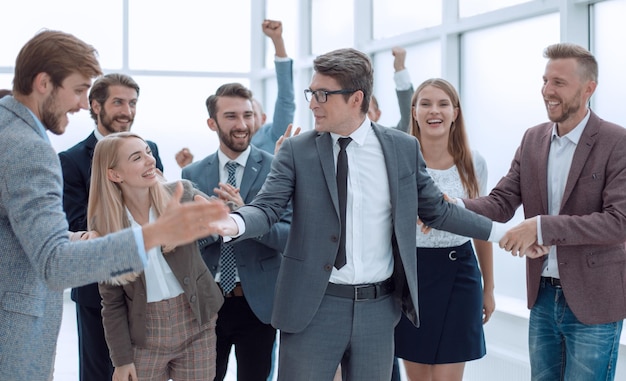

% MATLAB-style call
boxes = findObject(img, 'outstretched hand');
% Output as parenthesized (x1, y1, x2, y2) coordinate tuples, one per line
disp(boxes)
(142, 182, 229, 251)
(499, 217, 549, 258)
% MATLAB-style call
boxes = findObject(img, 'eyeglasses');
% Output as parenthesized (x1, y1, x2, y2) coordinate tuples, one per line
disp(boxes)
(304, 89, 358, 103)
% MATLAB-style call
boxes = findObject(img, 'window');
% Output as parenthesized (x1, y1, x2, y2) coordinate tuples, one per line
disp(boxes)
(461, 13, 559, 300)
(311, 0, 354, 55)
(128, 0, 251, 72)
(459, 0, 533, 18)
(372, 0, 441, 39)
(592, 0, 626, 127)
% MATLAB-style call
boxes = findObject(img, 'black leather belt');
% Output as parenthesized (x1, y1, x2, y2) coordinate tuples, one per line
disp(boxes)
(542, 276, 562, 288)
(325, 278, 394, 301)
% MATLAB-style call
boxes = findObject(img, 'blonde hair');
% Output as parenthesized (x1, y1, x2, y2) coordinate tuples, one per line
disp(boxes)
(87, 132, 171, 284)
(410, 78, 479, 198)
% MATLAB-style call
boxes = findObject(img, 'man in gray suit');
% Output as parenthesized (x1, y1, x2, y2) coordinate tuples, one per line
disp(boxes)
(0, 30, 228, 380)
(215, 48, 500, 381)
(182, 83, 290, 381)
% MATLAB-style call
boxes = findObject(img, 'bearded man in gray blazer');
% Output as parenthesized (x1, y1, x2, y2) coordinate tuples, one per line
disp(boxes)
(216, 48, 500, 381)
(0, 30, 228, 380)
(464, 43, 626, 381)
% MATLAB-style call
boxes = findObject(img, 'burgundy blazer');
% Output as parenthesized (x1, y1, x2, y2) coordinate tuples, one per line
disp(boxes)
(464, 111, 626, 325)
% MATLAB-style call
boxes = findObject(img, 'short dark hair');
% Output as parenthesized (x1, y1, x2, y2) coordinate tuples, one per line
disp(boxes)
(0, 89, 11, 99)
(89, 73, 140, 122)
(205, 83, 253, 119)
(13, 30, 102, 96)
(543, 43, 598, 83)
(313, 48, 373, 114)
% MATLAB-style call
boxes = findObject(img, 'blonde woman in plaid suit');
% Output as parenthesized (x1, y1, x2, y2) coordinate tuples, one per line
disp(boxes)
(89, 132, 224, 381)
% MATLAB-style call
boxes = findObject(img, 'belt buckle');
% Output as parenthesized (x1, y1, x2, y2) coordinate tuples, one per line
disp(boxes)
(354, 284, 374, 301)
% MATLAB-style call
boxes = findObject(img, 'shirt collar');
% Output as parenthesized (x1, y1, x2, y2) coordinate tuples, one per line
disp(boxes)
(330, 117, 372, 147)
(550, 109, 590, 145)
(218, 146, 251, 169)
(25, 108, 51, 144)
(94, 128, 105, 141)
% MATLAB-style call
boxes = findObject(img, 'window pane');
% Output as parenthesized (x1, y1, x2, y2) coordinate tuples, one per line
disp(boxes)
(0, 0, 123, 69)
(265, 0, 298, 68)
(460, 0, 532, 18)
(461, 13, 559, 301)
(128, 1, 251, 72)
(311, 0, 353, 55)
(0, 74, 12, 91)
(373, 0, 441, 39)
(592, 0, 626, 128)
(372, 42, 441, 128)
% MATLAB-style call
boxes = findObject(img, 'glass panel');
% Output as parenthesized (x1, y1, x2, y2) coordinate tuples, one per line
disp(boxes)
(0, 0, 123, 69)
(592, 0, 626, 128)
(461, 13, 559, 301)
(0, 74, 12, 92)
(128, 1, 251, 72)
(371, 41, 441, 128)
(373, 0, 442, 39)
(311, 0, 353, 55)
(263, 77, 279, 125)
(265, 0, 298, 68)
(460, 0, 532, 18)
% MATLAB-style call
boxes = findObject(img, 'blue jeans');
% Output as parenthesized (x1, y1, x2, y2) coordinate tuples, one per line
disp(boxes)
(529, 278, 623, 381)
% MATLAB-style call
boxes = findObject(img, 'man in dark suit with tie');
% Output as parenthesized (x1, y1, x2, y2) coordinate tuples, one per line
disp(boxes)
(182, 83, 290, 381)
(215, 48, 500, 381)
(59, 73, 163, 381)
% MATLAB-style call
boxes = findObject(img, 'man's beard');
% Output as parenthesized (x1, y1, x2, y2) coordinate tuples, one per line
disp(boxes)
(40, 89, 65, 135)
(99, 107, 133, 134)
(215, 120, 250, 153)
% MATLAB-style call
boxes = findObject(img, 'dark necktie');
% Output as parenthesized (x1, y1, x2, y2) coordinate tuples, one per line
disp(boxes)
(220, 161, 239, 294)
(335, 137, 352, 269)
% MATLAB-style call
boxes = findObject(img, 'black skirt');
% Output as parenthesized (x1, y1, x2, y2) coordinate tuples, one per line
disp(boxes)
(394, 240, 486, 364)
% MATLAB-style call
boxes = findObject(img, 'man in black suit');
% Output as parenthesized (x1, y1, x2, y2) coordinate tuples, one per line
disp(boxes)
(59, 73, 163, 381)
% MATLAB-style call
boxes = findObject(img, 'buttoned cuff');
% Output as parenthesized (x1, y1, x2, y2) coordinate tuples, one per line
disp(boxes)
(394, 69, 412, 91)
(223, 214, 246, 243)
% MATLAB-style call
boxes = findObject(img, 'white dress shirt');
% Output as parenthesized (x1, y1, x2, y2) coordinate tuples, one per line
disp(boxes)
(329, 118, 394, 285)
(539, 110, 590, 278)
(127, 208, 184, 303)
(214, 147, 250, 284)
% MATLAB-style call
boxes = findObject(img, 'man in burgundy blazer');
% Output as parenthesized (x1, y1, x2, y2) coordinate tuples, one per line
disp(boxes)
(463, 43, 626, 381)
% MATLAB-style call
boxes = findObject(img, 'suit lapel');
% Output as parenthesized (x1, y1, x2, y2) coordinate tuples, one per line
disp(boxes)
(372, 124, 399, 213)
(85, 132, 98, 159)
(239, 147, 263, 201)
(316, 132, 340, 212)
(536, 126, 552, 215)
(199, 153, 220, 197)
(561, 112, 598, 209)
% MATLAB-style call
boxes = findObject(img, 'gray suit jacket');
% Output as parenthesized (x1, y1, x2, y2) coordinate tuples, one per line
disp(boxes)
(235, 123, 492, 333)
(464, 111, 626, 325)
(0, 96, 144, 380)
(182, 145, 291, 323)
